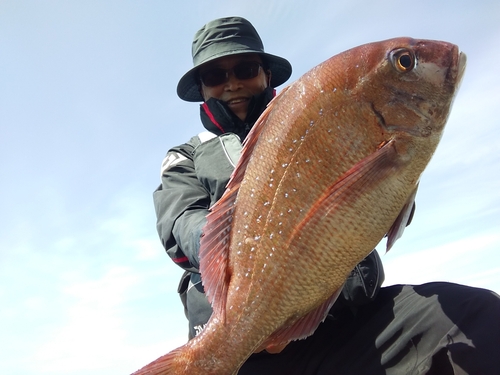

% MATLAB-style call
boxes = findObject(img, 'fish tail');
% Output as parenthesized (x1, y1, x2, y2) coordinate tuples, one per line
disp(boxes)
(131, 347, 182, 375)
(131, 320, 248, 374)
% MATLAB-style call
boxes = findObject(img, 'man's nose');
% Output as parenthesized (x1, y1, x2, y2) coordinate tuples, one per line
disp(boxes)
(224, 71, 243, 90)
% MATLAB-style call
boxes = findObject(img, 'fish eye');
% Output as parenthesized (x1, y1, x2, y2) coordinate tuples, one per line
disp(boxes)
(391, 48, 416, 72)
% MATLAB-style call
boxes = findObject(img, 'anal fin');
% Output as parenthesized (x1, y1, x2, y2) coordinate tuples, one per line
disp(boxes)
(258, 287, 343, 352)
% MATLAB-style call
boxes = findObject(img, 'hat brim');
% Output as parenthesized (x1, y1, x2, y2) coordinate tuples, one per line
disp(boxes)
(177, 51, 292, 102)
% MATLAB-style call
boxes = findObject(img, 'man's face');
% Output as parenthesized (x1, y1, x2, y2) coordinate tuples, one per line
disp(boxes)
(199, 54, 270, 121)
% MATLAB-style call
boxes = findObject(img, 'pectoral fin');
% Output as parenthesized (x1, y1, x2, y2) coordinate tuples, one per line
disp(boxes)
(290, 139, 402, 240)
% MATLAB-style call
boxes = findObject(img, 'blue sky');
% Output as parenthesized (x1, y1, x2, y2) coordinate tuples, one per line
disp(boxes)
(1, 1, 499, 374)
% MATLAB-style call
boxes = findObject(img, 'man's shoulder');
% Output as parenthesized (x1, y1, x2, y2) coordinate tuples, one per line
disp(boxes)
(170, 131, 218, 152)
(161, 131, 220, 174)
(196, 131, 217, 144)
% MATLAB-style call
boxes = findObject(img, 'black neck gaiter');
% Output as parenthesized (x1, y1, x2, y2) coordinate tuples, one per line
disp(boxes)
(199, 86, 275, 140)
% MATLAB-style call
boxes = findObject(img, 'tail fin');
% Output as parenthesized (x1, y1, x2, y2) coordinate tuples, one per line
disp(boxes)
(131, 348, 181, 375)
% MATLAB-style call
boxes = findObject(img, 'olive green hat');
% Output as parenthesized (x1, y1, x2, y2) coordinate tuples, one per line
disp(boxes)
(177, 16, 292, 102)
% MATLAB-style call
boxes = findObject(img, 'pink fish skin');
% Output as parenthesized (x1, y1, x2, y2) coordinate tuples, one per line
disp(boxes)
(132, 37, 466, 375)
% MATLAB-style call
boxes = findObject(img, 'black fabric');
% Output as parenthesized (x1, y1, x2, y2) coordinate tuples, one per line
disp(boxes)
(200, 86, 275, 139)
(330, 250, 385, 315)
(238, 283, 500, 375)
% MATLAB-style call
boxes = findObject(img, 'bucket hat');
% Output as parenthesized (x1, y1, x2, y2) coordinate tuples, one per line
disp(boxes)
(177, 16, 292, 102)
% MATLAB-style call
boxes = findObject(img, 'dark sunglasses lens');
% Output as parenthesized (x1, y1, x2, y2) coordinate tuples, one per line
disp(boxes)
(200, 62, 262, 87)
(201, 68, 227, 87)
(234, 62, 261, 80)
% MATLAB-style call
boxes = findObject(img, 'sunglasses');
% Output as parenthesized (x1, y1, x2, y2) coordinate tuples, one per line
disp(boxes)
(199, 61, 263, 87)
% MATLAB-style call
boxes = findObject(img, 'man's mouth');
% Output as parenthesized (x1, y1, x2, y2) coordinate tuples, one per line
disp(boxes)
(226, 97, 249, 106)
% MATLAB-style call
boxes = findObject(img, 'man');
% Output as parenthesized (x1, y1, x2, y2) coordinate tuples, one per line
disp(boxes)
(153, 16, 500, 374)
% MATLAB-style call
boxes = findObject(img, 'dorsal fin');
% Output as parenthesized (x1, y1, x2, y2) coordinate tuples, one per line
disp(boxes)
(230, 86, 288, 186)
(198, 91, 282, 320)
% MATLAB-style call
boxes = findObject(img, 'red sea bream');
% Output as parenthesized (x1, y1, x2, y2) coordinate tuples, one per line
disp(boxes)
(132, 37, 466, 375)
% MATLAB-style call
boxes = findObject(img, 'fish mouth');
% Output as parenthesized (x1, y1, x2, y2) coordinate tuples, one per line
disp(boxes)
(455, 51, 467, 92)
(446, 47, 466, 92)
(458, 52, 467, 79)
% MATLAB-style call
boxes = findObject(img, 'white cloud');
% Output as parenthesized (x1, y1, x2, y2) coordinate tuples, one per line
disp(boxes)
(31, 267, 135, 372)
(28, 263, 186, 374)
(383, 232, 500, 292)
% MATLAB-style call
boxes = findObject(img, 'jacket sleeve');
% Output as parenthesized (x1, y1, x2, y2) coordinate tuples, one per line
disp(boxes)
(153, 141, 210, 272)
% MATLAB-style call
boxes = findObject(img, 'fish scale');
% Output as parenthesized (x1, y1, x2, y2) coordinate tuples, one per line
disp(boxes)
(132, 37, 466, 374)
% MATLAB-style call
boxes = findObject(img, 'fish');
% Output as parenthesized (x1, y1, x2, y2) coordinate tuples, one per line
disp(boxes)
(132, 37, 466, 375)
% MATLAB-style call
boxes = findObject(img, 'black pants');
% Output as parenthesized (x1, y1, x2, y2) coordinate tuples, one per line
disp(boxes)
(239, 282, 500, 375)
